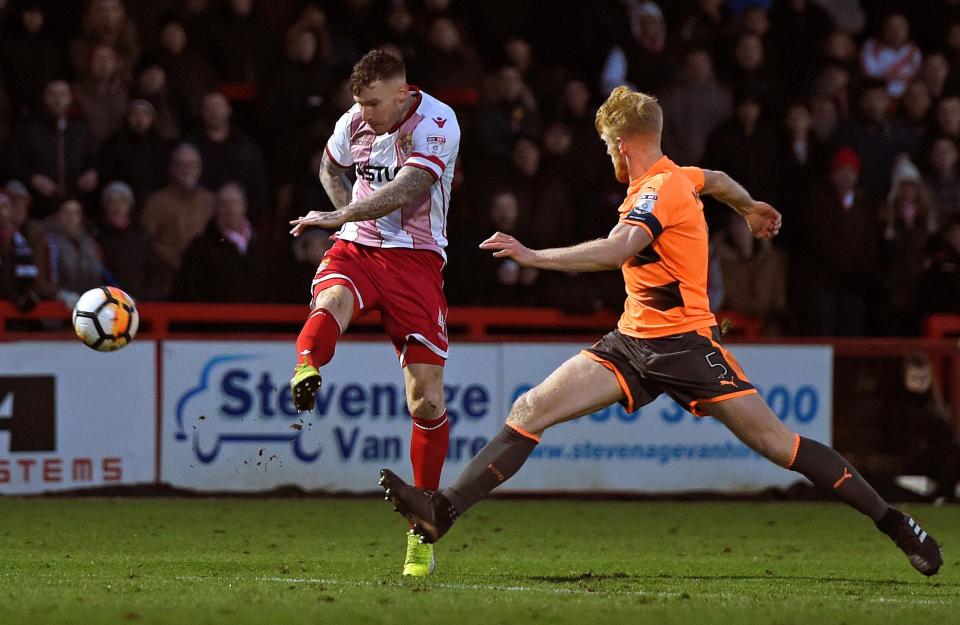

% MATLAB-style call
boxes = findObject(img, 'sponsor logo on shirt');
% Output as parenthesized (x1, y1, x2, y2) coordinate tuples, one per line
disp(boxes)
(356, 164, 399, 183)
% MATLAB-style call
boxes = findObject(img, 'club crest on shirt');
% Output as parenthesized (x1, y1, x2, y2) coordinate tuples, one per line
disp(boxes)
(398, 132, 413, 155)
(631, 192, 658, 215)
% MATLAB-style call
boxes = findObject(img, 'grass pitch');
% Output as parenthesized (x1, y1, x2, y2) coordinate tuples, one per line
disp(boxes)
(0, 498, 957, 625)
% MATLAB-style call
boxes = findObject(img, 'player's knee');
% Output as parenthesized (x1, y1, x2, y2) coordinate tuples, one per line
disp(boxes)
(754, 429, 794, 467)
(406, 384, 442, 420)
(312, 285, 352, 314)
(507, 390, 543, 430)
(311, 287, 354, 327)
(312, 291, 342, 312)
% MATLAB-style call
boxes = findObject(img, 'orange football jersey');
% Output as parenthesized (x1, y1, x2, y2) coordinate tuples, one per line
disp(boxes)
(616, 156, 716, 338)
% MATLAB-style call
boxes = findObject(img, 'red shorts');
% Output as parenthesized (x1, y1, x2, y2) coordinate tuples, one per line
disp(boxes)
(310, 240, 448, 367)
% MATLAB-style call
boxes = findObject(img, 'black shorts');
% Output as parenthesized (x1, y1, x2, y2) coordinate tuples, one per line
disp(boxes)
(582, 327, 757, 416)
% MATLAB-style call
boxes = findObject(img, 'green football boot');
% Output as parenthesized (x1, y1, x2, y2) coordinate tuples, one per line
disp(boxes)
(290, 362, 322, 412)
(402, 530, 436, 576)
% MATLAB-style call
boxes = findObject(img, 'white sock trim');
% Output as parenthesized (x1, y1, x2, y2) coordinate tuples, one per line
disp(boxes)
(308, 307, 343, 334)
(413, 414, 448, 431)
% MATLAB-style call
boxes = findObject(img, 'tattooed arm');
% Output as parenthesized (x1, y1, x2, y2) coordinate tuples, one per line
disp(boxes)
(290, 167, 435, 236)
(318, 150, 353, 209)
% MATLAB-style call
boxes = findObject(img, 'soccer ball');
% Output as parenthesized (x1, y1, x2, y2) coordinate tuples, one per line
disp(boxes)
(72, 287, 139, 351)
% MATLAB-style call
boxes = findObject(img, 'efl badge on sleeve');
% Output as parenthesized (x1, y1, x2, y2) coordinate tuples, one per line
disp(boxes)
(632, 192, 658, 215)
(427, 135, 447, 155)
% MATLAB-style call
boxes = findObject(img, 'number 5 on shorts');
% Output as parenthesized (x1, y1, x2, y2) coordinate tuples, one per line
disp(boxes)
(705, 351, 728, 379)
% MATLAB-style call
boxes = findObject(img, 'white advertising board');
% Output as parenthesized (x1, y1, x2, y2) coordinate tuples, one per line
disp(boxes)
(501, 344, 832, 492)
(161, 341, 503, 491)
(161, 341, 831, 493)
(0, 341, 156, 493)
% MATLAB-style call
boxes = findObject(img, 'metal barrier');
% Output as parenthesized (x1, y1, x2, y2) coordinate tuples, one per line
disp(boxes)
(925, 314, 960, 341)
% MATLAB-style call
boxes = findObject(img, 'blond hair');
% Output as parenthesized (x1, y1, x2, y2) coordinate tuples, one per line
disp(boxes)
(594, 86, 663, 140)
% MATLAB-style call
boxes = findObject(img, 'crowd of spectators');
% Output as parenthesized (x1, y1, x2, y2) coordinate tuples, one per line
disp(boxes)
(2, 0, 960, 337)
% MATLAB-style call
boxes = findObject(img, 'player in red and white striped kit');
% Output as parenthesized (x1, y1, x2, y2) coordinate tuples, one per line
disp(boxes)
(289, 50, 459, 576)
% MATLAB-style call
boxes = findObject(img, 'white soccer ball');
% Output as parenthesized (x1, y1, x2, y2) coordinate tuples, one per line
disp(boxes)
(72, 287, 139, 351)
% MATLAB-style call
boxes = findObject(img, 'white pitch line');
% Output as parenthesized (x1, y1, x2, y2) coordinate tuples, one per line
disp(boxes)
(172, 575, 680, 599)
(258, 575, 683, 598)
(174, 575, 955, 606)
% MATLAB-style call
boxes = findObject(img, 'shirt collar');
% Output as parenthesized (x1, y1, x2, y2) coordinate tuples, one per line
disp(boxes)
(628, 154, 671, 193)
(388, 86, 422, 133)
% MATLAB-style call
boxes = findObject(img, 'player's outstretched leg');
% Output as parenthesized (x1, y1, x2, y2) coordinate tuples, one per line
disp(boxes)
(380, 468, 456, 543)
(874, 507, 943, 576)
(291, 286, 352, 411)
(792, 436, 942, 575)
(710, 393, 942, 576)
(381, 354, 623, 544)
(380, 423, 538, 543)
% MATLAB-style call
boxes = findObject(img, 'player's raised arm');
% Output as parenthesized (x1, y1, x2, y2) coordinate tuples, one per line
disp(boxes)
(292, 163, 435, 235)
(479, 221, 652, 273)
(697, 168, 782, 239)
(341, 166, 436, 222)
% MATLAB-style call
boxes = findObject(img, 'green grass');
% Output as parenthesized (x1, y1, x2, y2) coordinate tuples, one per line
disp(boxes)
(0, 498, 957, 625)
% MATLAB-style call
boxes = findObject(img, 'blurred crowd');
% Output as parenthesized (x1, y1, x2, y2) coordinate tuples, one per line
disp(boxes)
(2, 0, 960, 336)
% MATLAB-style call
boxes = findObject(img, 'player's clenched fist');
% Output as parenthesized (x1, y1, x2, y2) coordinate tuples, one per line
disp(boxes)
(479, 232, 538, 266)
(745, 201, 782, 239)
(289, 210, 347, 236)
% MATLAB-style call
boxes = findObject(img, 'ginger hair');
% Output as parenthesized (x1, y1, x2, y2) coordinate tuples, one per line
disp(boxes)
(594, 86, 663, 140)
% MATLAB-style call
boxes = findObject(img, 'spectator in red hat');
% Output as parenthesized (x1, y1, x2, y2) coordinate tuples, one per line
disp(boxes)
(792, 146, 881, 336)
(836, 79, 917, 199)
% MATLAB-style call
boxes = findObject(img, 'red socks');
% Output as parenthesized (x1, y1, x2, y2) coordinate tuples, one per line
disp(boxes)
(410, 411, 449, 490)
(299, 307, 449, 490)
(295, 308, 340, 368)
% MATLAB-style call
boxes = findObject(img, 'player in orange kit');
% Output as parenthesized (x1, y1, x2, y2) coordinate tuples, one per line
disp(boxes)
(380, 86, 943, 577)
